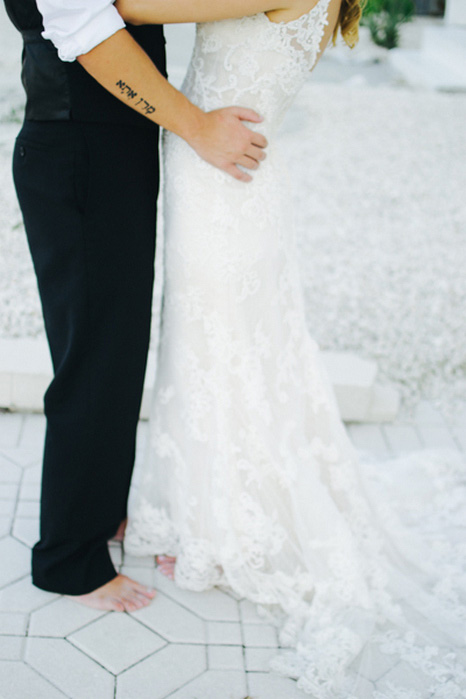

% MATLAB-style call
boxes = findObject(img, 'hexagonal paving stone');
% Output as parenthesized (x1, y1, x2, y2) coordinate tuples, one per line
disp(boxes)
(0, 635, 24, 661)
(245, 646, 277, 672)
(0, 414, 23, 449)
(116, 643, 206, 699)
(0, 448, 40, 469)
(153, 570, 240, 621)
(207, 621, 242, 645)
(247, 672, 313, 698)
(242, 623, 278, 648)
(208, 644, 244, 670)
(0, 516, 11, 538)
(122, 553, 156, 568)
(16, 500, 40, 518)
(0, 575, 58, 613)
(119, 565, 154, 588)
(0, 537, 30, 588)
(0, 612, 28, 635)
(19, 414, 46, 449)
(0, 660, 67, 698)
(132, 590, 206, 643)
(20, 462, 42, 483)
(13, 517, 39, 548)
(29, 597, 106, 638)
(26, 637, 115, 698)
(168, 669, 248, 698)
(0, 483, 18, 499)
(69, 612, 166, 674)
(0, 455, 22, 483)
(18, 481, 41, 500)
(217, 584, 243, 601)
(0, 499, 15, 518)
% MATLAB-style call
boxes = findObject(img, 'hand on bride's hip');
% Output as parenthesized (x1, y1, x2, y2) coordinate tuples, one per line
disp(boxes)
(188, 107, 268, 183)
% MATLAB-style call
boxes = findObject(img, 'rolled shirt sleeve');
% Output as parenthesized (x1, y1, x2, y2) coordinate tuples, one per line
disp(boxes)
(36, 0, 126, 62)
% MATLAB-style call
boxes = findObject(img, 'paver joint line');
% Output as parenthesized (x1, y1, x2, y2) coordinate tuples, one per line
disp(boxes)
(23, 658, 71, 699)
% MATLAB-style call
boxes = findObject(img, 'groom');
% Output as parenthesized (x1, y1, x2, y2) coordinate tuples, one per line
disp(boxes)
(5, 0, 267, 612)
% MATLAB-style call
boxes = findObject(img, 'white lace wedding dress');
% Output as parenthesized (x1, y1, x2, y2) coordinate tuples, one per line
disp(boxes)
(124, 1, 466, 696)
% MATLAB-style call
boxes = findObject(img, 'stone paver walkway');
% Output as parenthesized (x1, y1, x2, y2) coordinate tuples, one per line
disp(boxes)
(0, 403, 464, 698)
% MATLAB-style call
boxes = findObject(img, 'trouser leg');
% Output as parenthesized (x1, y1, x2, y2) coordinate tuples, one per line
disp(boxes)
(13, 120, 159, 594)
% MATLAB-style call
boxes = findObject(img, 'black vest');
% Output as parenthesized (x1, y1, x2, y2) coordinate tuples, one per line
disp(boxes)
(4, 0, 166, 126)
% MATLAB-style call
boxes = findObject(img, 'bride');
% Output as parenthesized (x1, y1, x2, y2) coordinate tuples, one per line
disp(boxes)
(117, 0, 466, 696)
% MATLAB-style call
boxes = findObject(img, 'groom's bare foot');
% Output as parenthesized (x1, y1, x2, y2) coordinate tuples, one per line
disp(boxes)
(156, 555, 176, 580)
(110, 518, 128, 542)
(66, 574, 156, 612)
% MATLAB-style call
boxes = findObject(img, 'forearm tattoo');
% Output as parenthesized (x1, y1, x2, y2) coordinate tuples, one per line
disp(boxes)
(116, 79, 156, 115)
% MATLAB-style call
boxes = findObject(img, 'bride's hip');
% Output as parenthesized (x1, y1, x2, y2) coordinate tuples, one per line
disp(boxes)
(162, 131, 285, 199)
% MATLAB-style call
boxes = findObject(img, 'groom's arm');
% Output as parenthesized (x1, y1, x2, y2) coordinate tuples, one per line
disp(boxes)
(79, 30, 267, 182)
(35, 0, 267, 183)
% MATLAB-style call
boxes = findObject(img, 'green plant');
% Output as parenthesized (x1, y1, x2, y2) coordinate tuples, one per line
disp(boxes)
(361, 0, 415, 49)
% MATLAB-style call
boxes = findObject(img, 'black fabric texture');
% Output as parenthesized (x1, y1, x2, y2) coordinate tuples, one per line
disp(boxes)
(13, 119, 160, 594)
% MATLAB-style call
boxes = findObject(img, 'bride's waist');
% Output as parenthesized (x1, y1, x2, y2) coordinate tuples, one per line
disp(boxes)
(182, 88, 284, 138)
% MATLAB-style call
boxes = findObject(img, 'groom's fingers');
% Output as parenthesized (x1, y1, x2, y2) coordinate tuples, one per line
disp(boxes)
(224, 163, 253, 183)
(230, 106, 264, 124)
(220, 106, 268, 151)
(240, 124, 268, 152)
(250, 132, 268, 150)
(244, 144, 267, 164)
(237, 155, 260, 171)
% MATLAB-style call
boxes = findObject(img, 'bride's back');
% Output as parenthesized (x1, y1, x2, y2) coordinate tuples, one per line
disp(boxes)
(181, 0, 339, 135)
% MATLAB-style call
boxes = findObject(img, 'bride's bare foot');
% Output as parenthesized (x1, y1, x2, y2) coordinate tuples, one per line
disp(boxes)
(156, 555, 176, 580)
(110, 518, 128, 542)
(66, 574, 156, 612)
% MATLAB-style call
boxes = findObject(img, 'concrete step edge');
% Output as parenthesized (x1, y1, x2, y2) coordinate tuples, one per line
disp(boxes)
(0, 338, 399, 423)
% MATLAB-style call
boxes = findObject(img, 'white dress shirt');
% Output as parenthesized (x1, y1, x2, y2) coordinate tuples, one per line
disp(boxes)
(36, 0, 125, 62)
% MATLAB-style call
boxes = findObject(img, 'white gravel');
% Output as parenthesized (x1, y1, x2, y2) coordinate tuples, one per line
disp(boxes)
(1, 12, 465, 411)
(282, 83, 466, 410)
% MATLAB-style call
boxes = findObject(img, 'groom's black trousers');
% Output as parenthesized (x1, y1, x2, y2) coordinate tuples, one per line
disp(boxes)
(13, 119, 159, 594)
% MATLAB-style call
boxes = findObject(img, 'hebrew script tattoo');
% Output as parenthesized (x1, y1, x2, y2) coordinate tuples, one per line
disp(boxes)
(116, 79, 156, 115)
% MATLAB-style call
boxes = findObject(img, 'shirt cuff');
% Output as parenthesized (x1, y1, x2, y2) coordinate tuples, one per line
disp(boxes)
(42, 5, 126, 63)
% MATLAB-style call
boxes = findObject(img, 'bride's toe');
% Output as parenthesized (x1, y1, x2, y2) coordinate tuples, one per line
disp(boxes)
(156, 554, 176, 580)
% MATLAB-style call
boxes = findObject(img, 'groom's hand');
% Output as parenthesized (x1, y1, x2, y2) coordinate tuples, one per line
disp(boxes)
(187, 107, 268, 183)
